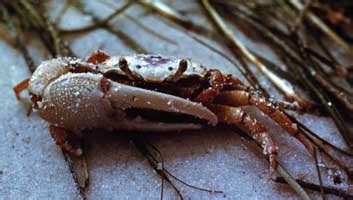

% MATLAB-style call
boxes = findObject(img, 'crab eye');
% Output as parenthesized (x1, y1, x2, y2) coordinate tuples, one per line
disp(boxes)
(136, 65, 141, 69)
(168, 66, 173, 71)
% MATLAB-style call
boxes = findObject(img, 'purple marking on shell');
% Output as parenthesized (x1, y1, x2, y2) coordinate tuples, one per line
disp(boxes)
(137, 55, 172, 66)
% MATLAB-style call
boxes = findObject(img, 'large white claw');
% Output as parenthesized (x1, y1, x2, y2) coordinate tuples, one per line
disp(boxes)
(107, 78, 218, 125)
(38, 72, 217, 132)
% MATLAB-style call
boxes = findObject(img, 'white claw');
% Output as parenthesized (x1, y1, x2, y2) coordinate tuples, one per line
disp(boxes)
(107, 80, 218, 125)
(36, 72, 217, 132)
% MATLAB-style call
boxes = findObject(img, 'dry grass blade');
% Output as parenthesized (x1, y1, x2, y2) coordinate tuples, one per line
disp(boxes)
(276, 164, 312, 200)
(274, 177, 353, 198)
(125, 14, 178, 45)
(1, 2, 89, 199)
(139, 0, 264, 91)
(233, 129, 312, 200)
(290, 33, 353, 149)
(313, 148, 325, 200)
(60, 1, 134, 34)
(140, 0, 191, 27)
(132, 138, 183, 200)
(217, 0, 353, 150)
(132, 138, 223, 200)
(289, 0, 353, 57)
(71, 1, 148, 54)
(201, 0, 311, 108)
(184, 31, 251, 82)
(2, 1, 75, 56)
(0, 7, 36, 72)
(291, 0, 313, 33)
(312, 71, 353, 112)
(4, 0, 353, 199)
(138, 0, 221, 43)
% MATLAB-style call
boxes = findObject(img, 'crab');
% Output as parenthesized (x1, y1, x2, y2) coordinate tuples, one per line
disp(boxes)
(14, 51, 314, 175)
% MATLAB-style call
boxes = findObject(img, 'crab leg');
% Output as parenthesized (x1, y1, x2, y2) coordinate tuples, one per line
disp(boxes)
(14, 78, 29, 100)
(215, 90, 314, 154)
(49, 126, 83, 156)
(208, 104, 278, 175)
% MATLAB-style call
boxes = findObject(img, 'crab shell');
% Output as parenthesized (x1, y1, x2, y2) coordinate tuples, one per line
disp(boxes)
(28, 55, 218, 132)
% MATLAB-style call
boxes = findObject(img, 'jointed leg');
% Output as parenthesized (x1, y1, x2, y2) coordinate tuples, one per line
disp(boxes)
(14, 78, 30, 100)
(208, 104, 278, 175)
(195, 70, 244, 103)
(215, 90, 314, 154)
(196, 70, 309, 112)
(49, 126, 83, 156)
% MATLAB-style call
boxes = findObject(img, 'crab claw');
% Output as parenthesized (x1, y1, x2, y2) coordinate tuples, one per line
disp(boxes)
(37, 72, 217, 132)
(105, 76, 218, 129)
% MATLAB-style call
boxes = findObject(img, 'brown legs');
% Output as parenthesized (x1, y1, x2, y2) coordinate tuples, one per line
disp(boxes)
(49, 126, 83, 156)
(195, 70, 315, 174)
(13, 78, 29, 100)
(195, 70, 237, 103)
(208, 104, 278, 175)
(215, 90, 314, 154)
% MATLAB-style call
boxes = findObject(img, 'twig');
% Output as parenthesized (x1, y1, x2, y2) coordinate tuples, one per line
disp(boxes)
(231, 128, 312, 199)
(60, 1, 134, 34)
(139, 0, 194, 29)
(132, 138, 184, 200)
(14, 30, 36, 73)
(71, 1, 148, 54)
(72, 2, 148, 54)
(219, 0, 353, 150)
(139, 0, 263, 92)
(290, 32, 353, 149)
(276, 164, 312, 200)
(125, 14, 177, 45)
(133, 138, 223, 199)
(284, 112, 353, 157)
(274, 177, 353, 199)
(183, 31, 250, 84)
(314, 148, 326, 200)
(2, 2, 89, 199)
(0, 6, 36, 72)
(291, 0, 313, 33)
(312, 70, 353, 112)
(201, 0, 311, 107)
(289, 0, 353, 57)
(164, 170, 223, 194)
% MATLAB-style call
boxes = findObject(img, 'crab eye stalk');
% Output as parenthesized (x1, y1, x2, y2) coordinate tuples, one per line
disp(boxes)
(118, 57, 143, 81)
(178, 59, 188, 72)
(118, 57, 128, 70)
(166, 58, 189, 82)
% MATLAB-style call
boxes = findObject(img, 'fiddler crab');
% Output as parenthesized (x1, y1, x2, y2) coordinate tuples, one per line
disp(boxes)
(14, 51, 314, 175)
